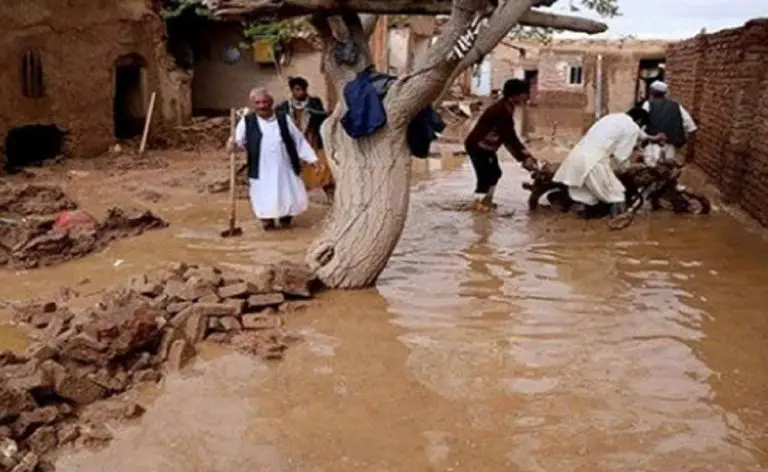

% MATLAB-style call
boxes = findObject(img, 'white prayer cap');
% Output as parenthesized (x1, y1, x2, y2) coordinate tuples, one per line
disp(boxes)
(649, 80, 668, 93)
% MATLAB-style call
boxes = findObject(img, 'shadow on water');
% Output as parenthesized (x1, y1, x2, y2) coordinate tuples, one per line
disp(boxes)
(3, 151, 768, 471)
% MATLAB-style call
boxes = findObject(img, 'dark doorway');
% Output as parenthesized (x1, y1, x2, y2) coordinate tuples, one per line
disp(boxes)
(636, 58, 666, 104)
(524, 69, 539, 104)
(113, 54, 147, 139)
(4, 125, 66, 173)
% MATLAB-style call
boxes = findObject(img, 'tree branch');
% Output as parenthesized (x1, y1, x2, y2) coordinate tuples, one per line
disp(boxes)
(203, 0, 607, 34)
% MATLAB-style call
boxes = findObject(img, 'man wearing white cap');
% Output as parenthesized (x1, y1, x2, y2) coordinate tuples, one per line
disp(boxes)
(641, 80, 697, 166)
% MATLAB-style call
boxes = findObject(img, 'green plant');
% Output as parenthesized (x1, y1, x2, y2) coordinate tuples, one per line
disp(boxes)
(160, 0, 211, 18)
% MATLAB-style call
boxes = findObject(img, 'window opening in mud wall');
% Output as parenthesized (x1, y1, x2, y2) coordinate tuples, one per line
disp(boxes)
(113, 54, 148, 140)
(568, 65, 584, 85)
(21, 50, 44, 98)
(4, 125, 66, 173)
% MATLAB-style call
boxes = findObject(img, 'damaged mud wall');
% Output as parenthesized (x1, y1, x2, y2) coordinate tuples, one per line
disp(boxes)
(667, 19, 768, 225)
(0, 0, 191, 166)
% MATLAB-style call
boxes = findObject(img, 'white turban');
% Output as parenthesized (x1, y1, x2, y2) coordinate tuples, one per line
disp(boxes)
(650, 80, 668, 93)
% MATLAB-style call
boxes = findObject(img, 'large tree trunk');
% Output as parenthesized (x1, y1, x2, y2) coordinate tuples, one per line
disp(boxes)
(307, 115, 412, 288)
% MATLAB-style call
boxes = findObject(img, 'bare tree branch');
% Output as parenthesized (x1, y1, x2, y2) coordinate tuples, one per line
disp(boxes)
(203, 0, 606, 33)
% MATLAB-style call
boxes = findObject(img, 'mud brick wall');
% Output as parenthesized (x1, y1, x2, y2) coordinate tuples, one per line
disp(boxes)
(667, 19, 768, 226)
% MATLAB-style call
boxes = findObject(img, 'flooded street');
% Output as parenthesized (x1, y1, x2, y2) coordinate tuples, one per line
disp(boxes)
(3, 150, 768, 471)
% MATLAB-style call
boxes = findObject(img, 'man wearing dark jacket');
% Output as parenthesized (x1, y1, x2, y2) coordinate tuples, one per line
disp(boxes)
(464, 79, 538, 211)
(641, 80, 697, 166)
(276, 77, 334, 201)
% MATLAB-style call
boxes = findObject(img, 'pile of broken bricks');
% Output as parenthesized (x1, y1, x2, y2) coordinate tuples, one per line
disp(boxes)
(0, 260, 314, 471)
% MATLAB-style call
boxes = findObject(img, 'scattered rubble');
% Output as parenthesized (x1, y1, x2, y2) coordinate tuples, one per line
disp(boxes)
(203, 164, 248, 198)
(0, 207, 168, 269)
(150, 117, 230, 152)
(1, 260, 314, 471)
(0, 184, 77, 217)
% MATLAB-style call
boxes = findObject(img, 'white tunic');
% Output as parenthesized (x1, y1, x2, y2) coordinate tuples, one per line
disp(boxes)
(640, 100, 697, 167)
(553, 113, 645, 205)
(235, 114, 317, 219)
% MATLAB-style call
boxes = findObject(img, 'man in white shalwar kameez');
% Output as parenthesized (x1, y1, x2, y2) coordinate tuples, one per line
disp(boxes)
(553, 107, 666, 216)
(227, 88, 319, 230)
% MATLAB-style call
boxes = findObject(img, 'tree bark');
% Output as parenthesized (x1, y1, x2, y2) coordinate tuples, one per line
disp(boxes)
(307, 115, 413, 288)
(303, 12, 419, 288)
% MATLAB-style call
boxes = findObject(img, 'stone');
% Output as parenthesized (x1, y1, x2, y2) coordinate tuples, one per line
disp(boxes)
(205, 332, 230, 343)
(43, 316, 67, 339)
(7, 368, 53, 400)
(50, 363, 106, 405)
(163, 279, 186, 300)
(132, 369, 162, 384)
(9, 451, 37, 472)
(37, 459, 56, 472)
(244, 265, 276, 294)
(198, 294, 221, 304)
(278, 301, 311, 314)
(149, 293, 170, 310)
(129, 352, 153, 372)
(56, 424, 80, 445)
(166, 301, 192, 315)
(167, 261, 189, 276)
(0, 436, 17, 458)
(0, 426, 11, 438)
(58, 333, 108, 365)
(223, 298, 246, 315)
(56, 403, 74, 417)
(183, 313, 208, 343)
(108, 306, 164, 357)
(207, 317, 223, 331)
(14, 301, 57, 324)
(29, 311, 54, 329)
(241, 315, 274, 330)
(170, 304, 239, 342)
(247, 293, 284, 308)
(219, 316, 242, 332)
(87, 369, 127, 393)
(167, 340, 195, 372)
(179, 277, 216, 302)
(82, 320, 119, 343)
(217, 282, 252, 299)
(193, 266, 223, 287)
(272, 261, 313, 298)
(11, 407, 58, 438)
(26, 426, 57, 455)
(22, 343, 57, 362)
(123, 402, 146, 419)
(80, 423, 113, 442)
(157, 327, 185, 361)
(0, 386, 35, 423)
(136, 283, 163, 297)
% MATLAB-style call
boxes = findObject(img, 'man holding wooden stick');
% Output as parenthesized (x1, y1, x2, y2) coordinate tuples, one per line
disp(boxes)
(226, 88, 320, 230)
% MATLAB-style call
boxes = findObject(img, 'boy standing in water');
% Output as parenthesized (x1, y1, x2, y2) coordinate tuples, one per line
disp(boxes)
(464, 79, 538, 211)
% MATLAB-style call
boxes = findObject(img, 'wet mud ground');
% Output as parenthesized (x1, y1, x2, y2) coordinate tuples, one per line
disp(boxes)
(2, 144, 768, 471)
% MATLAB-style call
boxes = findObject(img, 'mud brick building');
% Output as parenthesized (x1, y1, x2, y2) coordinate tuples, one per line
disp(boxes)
(0, 0, 192, 170)
(489, 38, 670, 137)
(666, 18, 768, 226)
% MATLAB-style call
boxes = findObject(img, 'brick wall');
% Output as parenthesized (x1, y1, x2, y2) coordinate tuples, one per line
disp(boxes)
(667, 18, 768, 226)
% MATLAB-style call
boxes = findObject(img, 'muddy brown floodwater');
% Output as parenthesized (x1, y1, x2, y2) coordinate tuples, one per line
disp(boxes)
(3, 148, 768, 472)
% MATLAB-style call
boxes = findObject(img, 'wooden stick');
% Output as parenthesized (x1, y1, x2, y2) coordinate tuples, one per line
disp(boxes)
(138, 91, 157, 155)
(228, 108, 237, 230)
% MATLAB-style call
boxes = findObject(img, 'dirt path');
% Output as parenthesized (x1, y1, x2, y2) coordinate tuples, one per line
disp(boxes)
(3, 147, 768, 471)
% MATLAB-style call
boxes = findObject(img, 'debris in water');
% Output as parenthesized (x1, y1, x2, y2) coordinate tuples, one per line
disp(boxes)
(1, 260, 314, 469)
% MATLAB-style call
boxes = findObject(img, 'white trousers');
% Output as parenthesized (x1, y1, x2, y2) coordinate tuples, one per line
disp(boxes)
(642, 143, 677, 167)
(567, 159, 626, 205)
